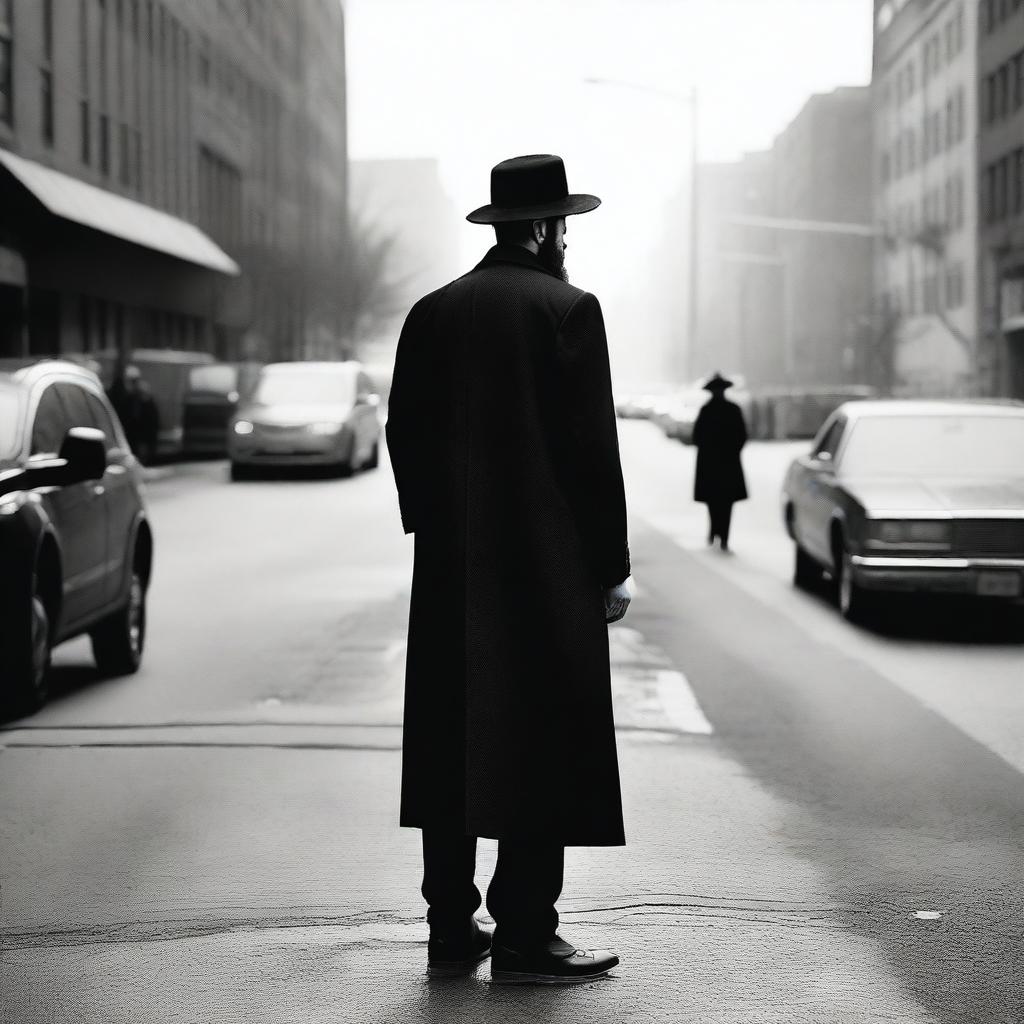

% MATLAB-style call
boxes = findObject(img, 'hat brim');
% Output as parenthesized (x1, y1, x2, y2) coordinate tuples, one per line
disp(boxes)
(704, 378, 734, 391)
(466, 194, 601, 224)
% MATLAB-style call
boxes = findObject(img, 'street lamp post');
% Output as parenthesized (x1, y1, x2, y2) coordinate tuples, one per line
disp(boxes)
(583, 77, 699, 381)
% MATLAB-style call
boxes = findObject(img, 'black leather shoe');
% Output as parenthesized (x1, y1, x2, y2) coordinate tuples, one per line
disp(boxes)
(490, 934, 618, 984)
(426, 917, 492, 977)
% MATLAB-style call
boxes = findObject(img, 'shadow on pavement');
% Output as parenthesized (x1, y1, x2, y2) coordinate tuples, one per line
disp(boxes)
(795, 574, 1024, 646)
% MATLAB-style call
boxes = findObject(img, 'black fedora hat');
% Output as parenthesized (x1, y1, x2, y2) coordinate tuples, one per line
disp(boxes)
(703, 372, 734, 392)
(467, 154, 601, 224)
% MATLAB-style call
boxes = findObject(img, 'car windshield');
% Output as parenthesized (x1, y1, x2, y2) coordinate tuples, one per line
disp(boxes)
(189, 365, 237, 394)
(840, 414, 1024, 477)
(0, 383, 22, 460)
(254, 367, 356, 406)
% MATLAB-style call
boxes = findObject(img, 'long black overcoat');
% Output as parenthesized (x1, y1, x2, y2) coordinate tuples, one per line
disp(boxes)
(386, 244, 630, 847)
(692, 396, 748, 504)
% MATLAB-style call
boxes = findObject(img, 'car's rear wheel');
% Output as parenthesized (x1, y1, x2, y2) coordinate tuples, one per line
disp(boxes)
(230, 462, 252, 481)
(836, 545, 871, 624)
(365, 441, 380, 470)
(793, 544, 819, 589)
(90, 567, 147, 677)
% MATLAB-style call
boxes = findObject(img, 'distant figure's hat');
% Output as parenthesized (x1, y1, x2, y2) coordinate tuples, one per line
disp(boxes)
(703, 372, 734, 392)
(467, 154, 601, 224)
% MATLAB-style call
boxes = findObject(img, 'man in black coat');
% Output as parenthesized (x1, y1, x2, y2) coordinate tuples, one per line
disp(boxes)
(387, 155, 632, 984)
(692, 372, 748, 551)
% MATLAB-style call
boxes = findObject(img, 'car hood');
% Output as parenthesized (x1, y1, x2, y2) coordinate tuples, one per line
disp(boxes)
(842, 476, 1024, 514)
(238, 403, 351, 425)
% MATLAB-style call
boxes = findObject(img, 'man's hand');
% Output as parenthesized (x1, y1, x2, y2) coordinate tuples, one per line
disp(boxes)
(603, 576, 634, 623)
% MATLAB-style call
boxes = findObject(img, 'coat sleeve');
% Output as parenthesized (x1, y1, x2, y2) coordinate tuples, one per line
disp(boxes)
(554, 292, 631, 588)
(386, 300, 428, 534)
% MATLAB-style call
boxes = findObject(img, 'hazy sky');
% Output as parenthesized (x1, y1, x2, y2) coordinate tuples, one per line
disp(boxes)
(344, 0, 874, 383)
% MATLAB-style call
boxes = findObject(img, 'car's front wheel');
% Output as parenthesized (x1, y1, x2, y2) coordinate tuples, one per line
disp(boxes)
(91, 567, 147, 676)
(836, 545, 871, 624)
(5, 572, 52, 718)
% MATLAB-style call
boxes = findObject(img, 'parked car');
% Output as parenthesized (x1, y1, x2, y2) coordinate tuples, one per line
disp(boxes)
(182, 362, 262, 457)
(228, 361, 382, 479)
(130, 349, 216, 459)
(0, 360, 153, 716)
(782, 400, 1024, 622)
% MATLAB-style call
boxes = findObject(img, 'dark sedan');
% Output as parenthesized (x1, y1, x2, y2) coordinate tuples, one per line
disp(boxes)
(0, 361, 153, 716)
(782, 400, 1024, 622)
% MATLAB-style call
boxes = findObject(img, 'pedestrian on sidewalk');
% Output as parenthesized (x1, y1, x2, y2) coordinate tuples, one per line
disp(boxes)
(692, 372, 748, 552)
(107, 364, 160, 465)
(387, 154, 632, 985)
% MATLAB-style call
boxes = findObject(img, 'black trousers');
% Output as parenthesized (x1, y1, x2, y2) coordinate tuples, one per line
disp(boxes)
(421, 830, 564, 947)
(707, 500, 733, 547)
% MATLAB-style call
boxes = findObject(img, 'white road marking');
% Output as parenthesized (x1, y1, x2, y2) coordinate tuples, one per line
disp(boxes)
(655, 668, 714, 735)
(610, 625, 713, 736)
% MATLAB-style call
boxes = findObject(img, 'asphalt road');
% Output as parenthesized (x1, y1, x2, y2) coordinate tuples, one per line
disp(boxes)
(1, 421, 1022, 1023)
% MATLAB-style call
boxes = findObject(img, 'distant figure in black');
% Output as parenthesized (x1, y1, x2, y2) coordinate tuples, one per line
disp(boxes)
(107, 364, 159, 465)
(387, 154, 631, 985)
(692, 372, 748, 551)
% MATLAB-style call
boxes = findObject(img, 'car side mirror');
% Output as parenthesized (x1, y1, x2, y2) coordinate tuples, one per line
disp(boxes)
(0, 428, 107, 498)
(58, 427, 108, 482)
(815, 451, 833, 465)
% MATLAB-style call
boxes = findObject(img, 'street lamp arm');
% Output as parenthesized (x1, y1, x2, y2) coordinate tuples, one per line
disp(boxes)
(583, 76, 696, 104)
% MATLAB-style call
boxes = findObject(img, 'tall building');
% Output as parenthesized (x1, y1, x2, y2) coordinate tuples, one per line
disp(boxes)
(689, 152, 781, 386)
(872, 0, 977, 395)
(771, 87, 874, 389)
(690, 89, 873, 390)
(977, 0, 1024, 399)
(0, 0, 347, 363)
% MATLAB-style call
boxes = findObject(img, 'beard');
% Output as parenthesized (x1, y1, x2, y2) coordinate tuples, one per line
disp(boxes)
(539, 230, 569, 283)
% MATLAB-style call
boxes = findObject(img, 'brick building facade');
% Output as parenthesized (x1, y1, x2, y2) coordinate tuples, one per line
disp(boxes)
(0, 0, 347, 363)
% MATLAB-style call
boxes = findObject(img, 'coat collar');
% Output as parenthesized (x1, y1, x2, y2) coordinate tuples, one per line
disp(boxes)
(474, 243, 564, 281)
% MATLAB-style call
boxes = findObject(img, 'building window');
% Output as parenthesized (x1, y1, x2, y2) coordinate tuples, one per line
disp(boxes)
(99, 113, 111, 175)
(946, 264, 964, 310)
(119, 122, 132, 186)
(0, 0, 13, 127)
(80, 98, 91, 163)
(996, 157, 1009, 222)
(40, 0, 54, 146)
(42, 0, 53, 60)
(199, 37, 210, 86)
(40, 70, 54, 145)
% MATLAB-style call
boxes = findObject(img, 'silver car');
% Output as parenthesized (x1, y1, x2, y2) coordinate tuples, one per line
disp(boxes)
(228, 361, 381, 479)
(782, 400, 1024, 622)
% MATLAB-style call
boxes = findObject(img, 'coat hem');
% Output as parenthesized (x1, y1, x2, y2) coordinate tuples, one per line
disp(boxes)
(399, 820, 626, 847)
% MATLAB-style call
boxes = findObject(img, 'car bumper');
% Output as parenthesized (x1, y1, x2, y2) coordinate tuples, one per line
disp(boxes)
(851, 555, 1024, 598)
(229, 430, 351, 466)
